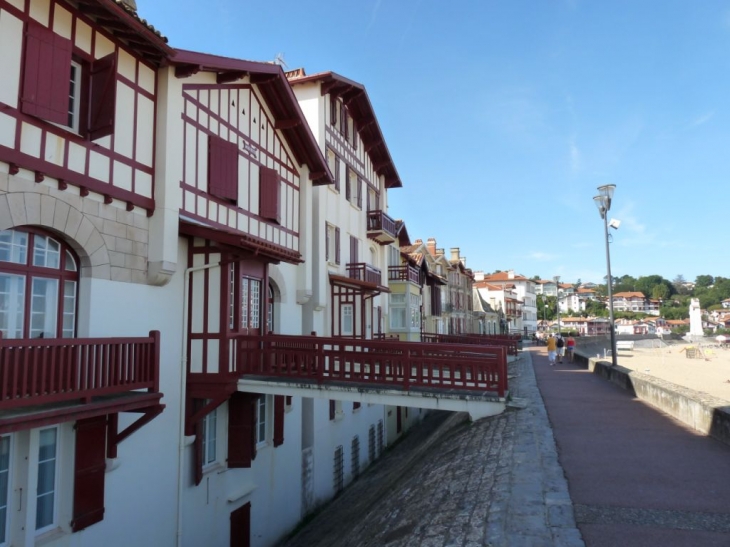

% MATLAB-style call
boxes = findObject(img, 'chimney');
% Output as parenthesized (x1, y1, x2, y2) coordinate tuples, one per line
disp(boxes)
(450, 247, 460, 262)
(474, 271, 484, 281)
(508, 269, 515, 279)
(426, 238, 437, 256)
(436, 248, 444, 257)
(414, 238, 423, 245)
(120, 0, 137, 10)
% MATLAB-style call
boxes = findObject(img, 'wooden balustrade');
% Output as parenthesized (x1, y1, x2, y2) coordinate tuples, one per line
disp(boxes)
(0, 331, 160, 409)
(346, 262, 382, 285)
(236, 334, 507, 396)
(388, 265, 420, 284)
(421, 333, 520, 356)
(366, 210, 397, 244)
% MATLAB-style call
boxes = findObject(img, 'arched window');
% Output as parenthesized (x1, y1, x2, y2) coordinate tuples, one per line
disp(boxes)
(0, 228, 79, 339)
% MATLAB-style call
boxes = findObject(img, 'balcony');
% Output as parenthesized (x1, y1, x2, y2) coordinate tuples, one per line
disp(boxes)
(346, 262, 382, 285)
(0, 332, 161, 429)
(388, 265, 420, 284)
(366, 210, 397, 245)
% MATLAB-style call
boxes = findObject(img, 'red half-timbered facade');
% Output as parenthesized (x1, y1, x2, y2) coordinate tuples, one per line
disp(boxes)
(0, 0, 170, 543)
(164, 52, 332, 489)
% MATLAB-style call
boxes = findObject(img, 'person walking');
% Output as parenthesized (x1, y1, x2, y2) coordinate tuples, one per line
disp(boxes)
(556, 334, 565, 363)
(546, 334, 557, 366)
(566, 334, 576, 362)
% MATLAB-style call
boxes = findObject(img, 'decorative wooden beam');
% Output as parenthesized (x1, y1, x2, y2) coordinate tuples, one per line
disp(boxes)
(342, 88, 364, 105)
(58, 179, 67, 191)
(217, 71, 247, 84)
(104, 195, 113, 205)
(250, 73, 277, 85)
(80, 187, 90, 197)
(34, 171, 44, 183)
(365, 140, 381, 154)
(175, 64, 201, 78)
(320, 80, 340, 96)
(8, 163, 19, 175)
(126, 201, 134, 212)
(309, 171, 327, 181)
(274, 119, 301, 130)
(373, 160, 390, 172)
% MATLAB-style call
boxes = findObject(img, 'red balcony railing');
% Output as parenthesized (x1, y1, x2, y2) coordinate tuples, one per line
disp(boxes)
(0, 331, 160, 410)
(236, 334, 507, 397)
(366, 210, 397, 244)
(388, 265, 420, 284)
(421, 333, 520, 356)
(347, 262, 382, 285)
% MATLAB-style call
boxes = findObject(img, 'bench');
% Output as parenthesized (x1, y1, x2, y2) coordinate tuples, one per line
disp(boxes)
(616, 341, 634, 351)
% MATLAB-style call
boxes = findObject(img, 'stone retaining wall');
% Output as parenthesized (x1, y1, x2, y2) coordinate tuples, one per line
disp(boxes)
(573, 350, 730, 447)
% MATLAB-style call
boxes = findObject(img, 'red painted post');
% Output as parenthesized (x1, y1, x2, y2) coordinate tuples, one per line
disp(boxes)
(150, 330, 160, 393)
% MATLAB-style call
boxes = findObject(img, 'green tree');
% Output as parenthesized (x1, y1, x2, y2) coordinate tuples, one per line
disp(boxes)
(695, 275, 714, 288)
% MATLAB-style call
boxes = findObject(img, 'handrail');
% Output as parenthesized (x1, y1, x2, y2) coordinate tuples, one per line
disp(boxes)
(366, 210, 397, 237)
(0, 331, 160, 409)
(346, 262, 382, 285)
(235, 334, 507, 397)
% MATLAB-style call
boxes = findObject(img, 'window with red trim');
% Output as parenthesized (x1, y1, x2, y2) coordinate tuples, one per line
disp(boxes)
(0, 228, 79, 339)
(21, 22, 116, 139)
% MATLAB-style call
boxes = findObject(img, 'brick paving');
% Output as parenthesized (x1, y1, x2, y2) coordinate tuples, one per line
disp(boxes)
(280, 351, 583, 547)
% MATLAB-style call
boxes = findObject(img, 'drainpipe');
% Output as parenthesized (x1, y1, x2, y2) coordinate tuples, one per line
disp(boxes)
(177, 261, 220, 547)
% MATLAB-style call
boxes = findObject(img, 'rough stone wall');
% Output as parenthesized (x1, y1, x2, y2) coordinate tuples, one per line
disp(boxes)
(0, 169, 149, 284)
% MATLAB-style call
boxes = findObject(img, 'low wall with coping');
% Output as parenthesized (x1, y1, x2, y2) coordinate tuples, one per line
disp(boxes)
(573, 350, 730, 448)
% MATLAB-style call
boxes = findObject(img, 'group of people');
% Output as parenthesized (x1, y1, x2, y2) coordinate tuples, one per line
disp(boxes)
(545, 333, 575, 366)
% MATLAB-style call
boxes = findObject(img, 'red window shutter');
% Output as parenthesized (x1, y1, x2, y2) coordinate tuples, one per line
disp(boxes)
(228, 392, 257, 468)
(345, 166, 351, 201)
(330, 96, 337, 126)
(208, 135, 239, 201)
(72, 416, 107, 532)
(340, 103, 347, 138)
(230, 502, 251, 547)
(350, 236, 358, 264)
(334, 158, 340, 192)
(325, 223, 330, 261)
(353, 121, 358, 150)
(21, 22, 72, 125)
(88, 53, 117, 140)
(335, 227, 341, 265)
(273, 395, 285, 447)
(329, 400, 335, 421)
(192, 399, 204, 485)
(259, 167, 281, 224)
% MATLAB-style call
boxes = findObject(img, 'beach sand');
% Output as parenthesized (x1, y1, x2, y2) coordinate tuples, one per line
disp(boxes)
(610, 344, 730, 403)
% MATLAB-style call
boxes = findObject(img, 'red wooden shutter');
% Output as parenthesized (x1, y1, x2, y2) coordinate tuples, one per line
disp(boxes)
(230, 502, 251, 547)
(21, 22, 72, 125)
(330, 96, 337, 126)
(208, 135, 239, 201)
(259, 167, 281, 224)
(329, 400, 335, 421)
(88, 53, 117, 140)
(273, 395, 285, 447)
(72, 416, 107, 532)
(335, 227, 341, 265)
(353, 120, 358, 150)
(340, 103, 347, 137)
(345, 166, 351, 201)
(350, 236, 358, 264)
(228, 392, 257, 468)
(325, 223, 330, 261)
(334, 157, 340, 192)
(192, 399, 204, 485)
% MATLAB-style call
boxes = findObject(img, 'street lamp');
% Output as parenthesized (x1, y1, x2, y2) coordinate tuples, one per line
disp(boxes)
(554, 276, 560, 336)
(594, 184, 617, 367)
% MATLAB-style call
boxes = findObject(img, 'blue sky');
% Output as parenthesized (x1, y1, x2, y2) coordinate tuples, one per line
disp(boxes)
(138, 1, 730, 285)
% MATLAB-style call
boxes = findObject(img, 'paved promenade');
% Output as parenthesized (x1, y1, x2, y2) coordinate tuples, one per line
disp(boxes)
(281, 347, 730, 546)
(281, 350, 583, 547)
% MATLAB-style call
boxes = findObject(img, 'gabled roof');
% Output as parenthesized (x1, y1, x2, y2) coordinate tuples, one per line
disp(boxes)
(613, 291, 646, 298)
(286, 69, 402, 189)
(482, 271, 529, 282)
(80, 0, 173, 65)
(170, 51, 333, 187)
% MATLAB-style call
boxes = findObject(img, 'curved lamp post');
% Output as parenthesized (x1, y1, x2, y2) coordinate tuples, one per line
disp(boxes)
(554, 276, 560, 336)
(594, 184, 617, 366)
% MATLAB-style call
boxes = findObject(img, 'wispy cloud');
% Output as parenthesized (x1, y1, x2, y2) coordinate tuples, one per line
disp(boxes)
(688, 111, 715, 128)
(366, 0, 383, 34)
(525, 251, 556, 261)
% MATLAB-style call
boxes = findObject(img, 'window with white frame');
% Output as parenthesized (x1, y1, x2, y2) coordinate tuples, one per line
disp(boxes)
(256, 395, 269, 446)
(202, 408, 217, 467)
(35, 427, 58, 532)
(0, 229, 78, 340)
(0, 434, 9, 544)
(341, 304, 354, 336)
(411, 294, 422, 328)
(390, 294, 406, 329)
